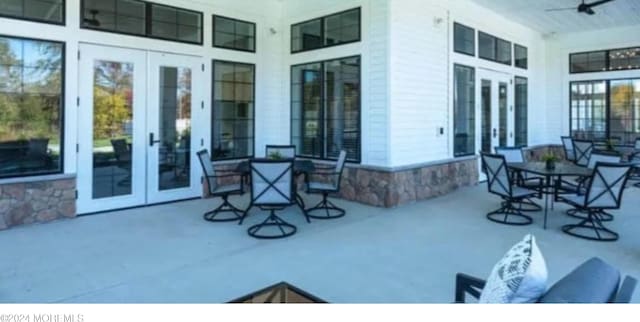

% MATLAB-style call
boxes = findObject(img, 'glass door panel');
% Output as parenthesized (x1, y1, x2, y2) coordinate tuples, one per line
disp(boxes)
(499, 82, 508, 147)
(77, 44, 147, 214)
(147, 52, 203, 204)
(481, 79, 492, 154)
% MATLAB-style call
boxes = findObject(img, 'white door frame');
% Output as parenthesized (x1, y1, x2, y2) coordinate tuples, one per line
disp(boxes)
(77, 44, 147, 214)
(77, 44, 205, 214)
(476, 68, 514, 180)
(146, 52, 204, 204)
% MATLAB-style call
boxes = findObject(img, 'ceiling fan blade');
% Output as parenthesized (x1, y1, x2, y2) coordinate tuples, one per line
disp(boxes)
(586, 0, 615, 8)
(545, 7, 577, 12)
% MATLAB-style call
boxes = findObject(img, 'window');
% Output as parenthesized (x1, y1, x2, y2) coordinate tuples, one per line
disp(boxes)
(453, 64, 475, 157)
(212, 61, 254, 160)
(150, 3, 202, 43)
(514, 44, 527, 69)
(0, 36, 64, 178)
(0, 0, 64, 25)
(478, 31, 511, 65)
(213, 15, 256, 52)
(570, 51, 607, 73)
(610, 79, 640, 143)
(571, 79, 640, 144)
(514, 77, 528, 146)
(453, 23, 474, 56)
(81, 0, 203, 45)
(570, 81, 608, 141)
(291, 56, 360, 162)
(571, 47, 640, 73)
(609, 47, 640, 71)
(291, 8, 360, 53)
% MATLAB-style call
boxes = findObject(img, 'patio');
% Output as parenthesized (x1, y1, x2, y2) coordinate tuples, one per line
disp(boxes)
(1, 184, 638, 303)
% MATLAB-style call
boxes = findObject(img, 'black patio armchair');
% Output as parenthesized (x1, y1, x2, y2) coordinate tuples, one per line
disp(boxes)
(480, 153, 540, 226)
(305, 150, 347, 220)
(561, 136, 576, 162)
(240, 158, 297, 239)
(196, 149, 245, 222)
(573, 139, 594, 167)
(455, 257, 637, 303)
(557, 162, 632, 241)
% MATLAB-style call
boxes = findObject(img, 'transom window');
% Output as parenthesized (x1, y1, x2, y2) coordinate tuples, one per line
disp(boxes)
(0, 0, 64, 25)
(81, 0, 203, 45)
(570, 47, 640, 73)
(478, 31, 511, 66)
(453, 22, 475, 56)
(213, 15, 256, 52)
(0, 35, 65, 178)
(514, 44, 528, 69)
(291, 56, 361, 162)
(291, 8, 360, 53)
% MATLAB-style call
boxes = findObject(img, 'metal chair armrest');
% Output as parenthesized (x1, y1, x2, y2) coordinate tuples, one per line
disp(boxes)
(455, 273, 486, 303)
(614, 276, 638, 303)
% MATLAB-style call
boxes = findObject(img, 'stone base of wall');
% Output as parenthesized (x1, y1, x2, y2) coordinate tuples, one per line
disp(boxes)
(337, 157, 479, 208)
(203, 146, 576, 209)
(0, 176, 76, 230)
(204, 157, 479, 208)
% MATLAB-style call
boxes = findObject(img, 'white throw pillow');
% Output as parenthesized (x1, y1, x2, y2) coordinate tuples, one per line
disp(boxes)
(479, 234, 548, 303)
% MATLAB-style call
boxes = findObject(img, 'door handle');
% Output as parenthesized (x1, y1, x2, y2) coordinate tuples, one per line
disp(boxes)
(492, 128, 497, 138)
(149, 133, 161, 147)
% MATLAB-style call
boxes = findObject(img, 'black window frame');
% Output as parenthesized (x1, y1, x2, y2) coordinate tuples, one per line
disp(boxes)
(453, 63, 476, 158)
(211, 59, 256, 161)
(514, 44, 528, 70)
(478, 31, 512, 66)
(212, 14, 256, 53)
(290, 55, 362, 163)
(0, 0, 65, 26)
(570, 46, 640, 74)
(291, 7, 361, 54)
(0, 34, 66, 179)
(453, 22, 475, 57)
(514, 76, 528, 147)
(79, 0, 204, 45)
(569, 77, 640, 145)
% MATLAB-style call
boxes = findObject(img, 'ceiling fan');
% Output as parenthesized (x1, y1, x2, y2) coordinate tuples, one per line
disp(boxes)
(545, 0, 615, 15)
(83, 9, 101, 27)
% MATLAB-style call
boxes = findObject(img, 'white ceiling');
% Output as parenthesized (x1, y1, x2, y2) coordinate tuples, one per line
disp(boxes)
(469, 0, 640, 35)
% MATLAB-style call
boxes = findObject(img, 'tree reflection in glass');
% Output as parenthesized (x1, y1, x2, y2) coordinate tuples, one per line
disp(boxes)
(92, 60, 134, 199)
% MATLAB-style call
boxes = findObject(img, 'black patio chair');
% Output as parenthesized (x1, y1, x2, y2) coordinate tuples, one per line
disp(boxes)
(573, 139, 594, 167)
(111, 138, 132, 186)
(455, 257, 637, 303)
(265, 145, 296, 159)
(494, 146, 542, 212)
(561, 136, 576, 162)
(480, 153, 540, 226)
(240, 158, 297, 239)
(197, 149, 245, 222)
(305, 150, 347, 220)
(563, 151, 622, 222)
(557, 162, 632, 242)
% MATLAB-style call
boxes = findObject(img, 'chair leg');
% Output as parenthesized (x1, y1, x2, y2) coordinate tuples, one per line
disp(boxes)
(247, 208, 297, 239)
(487, 198, 533, 226)
(306, 192, 346, 220)
(562, 209, 619, 242)
(203, 195, 243, 222)
(566, 208, 614, 222)
(501, 198, 541, 212)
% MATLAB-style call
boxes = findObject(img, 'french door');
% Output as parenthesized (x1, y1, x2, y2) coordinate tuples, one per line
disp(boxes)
(477, 69, 513, 179)
(77, 44, 204, 214)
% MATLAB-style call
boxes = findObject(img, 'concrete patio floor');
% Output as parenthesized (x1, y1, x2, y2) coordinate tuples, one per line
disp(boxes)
(1, 184, 639, 303)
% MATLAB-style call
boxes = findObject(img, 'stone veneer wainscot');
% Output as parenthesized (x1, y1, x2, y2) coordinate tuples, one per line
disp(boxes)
(0, 174, 76, 230)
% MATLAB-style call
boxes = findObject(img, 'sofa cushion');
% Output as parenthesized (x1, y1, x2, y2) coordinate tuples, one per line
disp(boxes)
(538, 257, 620, 303)
(479, 234, 548, 303)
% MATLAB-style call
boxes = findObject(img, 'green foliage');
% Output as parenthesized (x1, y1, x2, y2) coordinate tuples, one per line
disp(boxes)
(268, 151, 283, 160)
(541, 152, 558, 162)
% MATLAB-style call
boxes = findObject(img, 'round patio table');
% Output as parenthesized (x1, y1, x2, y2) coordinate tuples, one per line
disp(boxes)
(508, 162, 593, 229)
